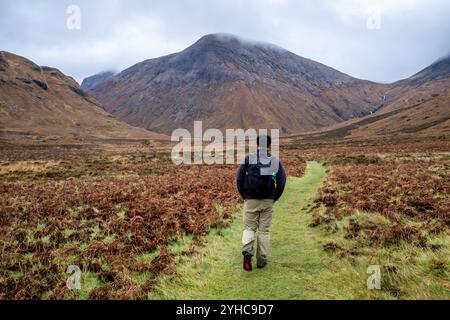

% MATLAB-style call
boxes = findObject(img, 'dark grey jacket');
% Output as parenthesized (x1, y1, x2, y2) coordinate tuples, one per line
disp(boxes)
(236, 151, 286, 202)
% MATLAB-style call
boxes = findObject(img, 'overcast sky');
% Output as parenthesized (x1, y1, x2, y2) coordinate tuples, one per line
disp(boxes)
(1, 0, 449, 83)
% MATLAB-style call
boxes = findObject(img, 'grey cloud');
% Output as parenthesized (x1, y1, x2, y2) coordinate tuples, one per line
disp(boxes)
(1, 0, 449, 83)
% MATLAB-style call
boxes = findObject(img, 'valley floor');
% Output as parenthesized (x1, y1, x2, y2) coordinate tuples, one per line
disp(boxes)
(151, 161, 449, 300)
(0, 142, 448, 300)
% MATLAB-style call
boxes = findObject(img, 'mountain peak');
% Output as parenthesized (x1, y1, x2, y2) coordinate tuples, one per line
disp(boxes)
(408, 54, 450, 83)
(192, 33, 285, 52)
(88, 35, 387, 135)
(81, 71, 116, 90)
(433, 54, 450, 65)
(197, 33, 252, 44)
(197, 33, 239, 43)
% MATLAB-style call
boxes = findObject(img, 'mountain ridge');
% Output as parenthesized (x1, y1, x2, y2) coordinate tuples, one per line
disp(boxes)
(81, 71, 116, 90)
(0, 51, 166, 144)
(87, 33, 387, 135)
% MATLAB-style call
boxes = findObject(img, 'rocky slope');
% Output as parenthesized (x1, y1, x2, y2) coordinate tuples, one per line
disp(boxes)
(87, 34, 387, 135)
(0, 51, 166, 144)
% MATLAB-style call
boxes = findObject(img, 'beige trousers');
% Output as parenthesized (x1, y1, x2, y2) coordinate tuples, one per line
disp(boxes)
(242, 199, 274, 265)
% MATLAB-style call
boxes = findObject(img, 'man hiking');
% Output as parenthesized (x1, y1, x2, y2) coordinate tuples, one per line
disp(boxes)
(236, 135, 286, 271)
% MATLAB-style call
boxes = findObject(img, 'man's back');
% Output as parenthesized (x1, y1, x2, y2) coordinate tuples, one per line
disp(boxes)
(236, 150, 286, 202)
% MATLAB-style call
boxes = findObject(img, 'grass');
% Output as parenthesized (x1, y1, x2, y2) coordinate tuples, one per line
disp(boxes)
(14, 159, 444, 300)
(150, 161, 345, 299)
(76, 272, 103, 300)
(149, 161, 449, 300)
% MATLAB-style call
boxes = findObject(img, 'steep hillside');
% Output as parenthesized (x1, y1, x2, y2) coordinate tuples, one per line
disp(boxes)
(381, 56, 450, 113)
(346, 56, 450, 138)
(0, 51, 166, 144)
(88, 34, 387, 134)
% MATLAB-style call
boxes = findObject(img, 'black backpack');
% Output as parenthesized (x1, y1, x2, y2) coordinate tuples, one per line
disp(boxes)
(244, 156, 276, 199)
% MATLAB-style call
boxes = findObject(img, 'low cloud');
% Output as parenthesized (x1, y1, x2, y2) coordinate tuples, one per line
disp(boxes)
(1, 0, 449, 83)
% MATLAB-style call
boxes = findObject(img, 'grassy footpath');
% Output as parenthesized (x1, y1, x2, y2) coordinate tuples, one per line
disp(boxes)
(150, 161, 449, 299)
